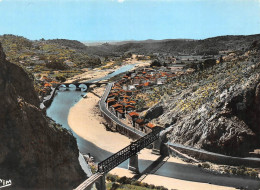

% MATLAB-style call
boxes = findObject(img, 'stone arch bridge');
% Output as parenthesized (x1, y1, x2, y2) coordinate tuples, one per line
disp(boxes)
(58, 82, 108, 91)
(42, 82, 108, 108)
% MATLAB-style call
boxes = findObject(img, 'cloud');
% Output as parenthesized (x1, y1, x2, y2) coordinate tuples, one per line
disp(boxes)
(117, 0, 125, 2)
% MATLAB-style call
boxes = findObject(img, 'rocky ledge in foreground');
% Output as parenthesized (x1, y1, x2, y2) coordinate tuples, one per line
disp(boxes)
(0, 43, 85, 189)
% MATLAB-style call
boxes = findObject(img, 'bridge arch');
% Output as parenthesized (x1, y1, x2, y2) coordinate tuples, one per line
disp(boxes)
(58, 84, 67, 91)
(79, 84, 88, 91)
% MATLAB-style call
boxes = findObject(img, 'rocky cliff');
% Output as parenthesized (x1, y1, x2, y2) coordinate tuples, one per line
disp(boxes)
(154, 45, 260, 156)
(0, 43, 85, 189)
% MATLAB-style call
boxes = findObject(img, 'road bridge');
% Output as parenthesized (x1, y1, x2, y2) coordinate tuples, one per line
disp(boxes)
(58, 82, 108, 91)
(42, 81, 108, 108)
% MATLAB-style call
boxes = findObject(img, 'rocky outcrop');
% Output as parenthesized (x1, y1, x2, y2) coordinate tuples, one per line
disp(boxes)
(0, 43, 85, 189)
(157, 48, 260, 156)
(144, 103, 164, 121)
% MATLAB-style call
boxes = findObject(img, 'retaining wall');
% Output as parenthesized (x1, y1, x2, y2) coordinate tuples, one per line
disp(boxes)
(168, 142, 260, 168)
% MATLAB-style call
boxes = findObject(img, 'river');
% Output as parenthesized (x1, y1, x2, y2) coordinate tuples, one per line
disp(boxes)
(46, 65, 260, 189)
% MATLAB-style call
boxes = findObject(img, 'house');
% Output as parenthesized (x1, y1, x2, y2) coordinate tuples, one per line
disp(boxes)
(126, 112, 139, 125)
(116, 109, 125, 119)
(144, 123, 156, 133)
(134, 118, 145, 131)
(143, 82, 150, 87)
(128, 101, 136, 105)
(112, 86, 121, 90)
(107, 99, 116, 107)
(125, 90, 133, 96)
(133, 77, 141, 85)
(128, 85, 136, 91)
(123, 85, 128, 91)
(157, 77, 167, 85)
(118, 89, 126, 94)
(108, 93, 119, 100)
(122, 95, 130, 100)
(125, 105, 135, 113)
(110, 103, 123, 115)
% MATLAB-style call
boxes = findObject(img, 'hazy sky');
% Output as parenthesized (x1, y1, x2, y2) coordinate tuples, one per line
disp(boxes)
(0, 0, 260, 41)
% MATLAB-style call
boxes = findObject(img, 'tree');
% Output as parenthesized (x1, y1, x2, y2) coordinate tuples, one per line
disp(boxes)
(56, 75, 66, 82)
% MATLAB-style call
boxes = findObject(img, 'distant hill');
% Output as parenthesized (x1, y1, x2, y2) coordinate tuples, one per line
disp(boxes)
(83, 34, 260, 56)
(46, 39, 88, 51)
(0, 35, 102, 71)
(2, 33, 260, 60)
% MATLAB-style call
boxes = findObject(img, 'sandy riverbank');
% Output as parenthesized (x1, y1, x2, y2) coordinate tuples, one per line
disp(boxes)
(110, 168, 235, 190)
(65, 54, 150, 83)
(68, 86, 131, 152)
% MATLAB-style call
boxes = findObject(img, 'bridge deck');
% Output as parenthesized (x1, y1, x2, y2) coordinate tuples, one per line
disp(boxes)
(75, 172, 103, 190)
(97, 127, 161, 173)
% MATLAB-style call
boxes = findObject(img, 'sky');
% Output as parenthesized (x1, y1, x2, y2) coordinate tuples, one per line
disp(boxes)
(0, 0, 260, 41)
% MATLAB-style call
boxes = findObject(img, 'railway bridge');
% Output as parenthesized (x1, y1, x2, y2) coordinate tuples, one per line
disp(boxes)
(75, 127, 163, 190)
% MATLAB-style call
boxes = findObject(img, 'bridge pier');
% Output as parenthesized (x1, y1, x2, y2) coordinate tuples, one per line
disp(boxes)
(95, 174, 106, 190)
(152, 138, 169, 156)
(128, 154, 139, 174)
(152, 138, 162, 155)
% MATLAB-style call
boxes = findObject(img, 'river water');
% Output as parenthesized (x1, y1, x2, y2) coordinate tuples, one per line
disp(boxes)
(46, 65, 260, 189)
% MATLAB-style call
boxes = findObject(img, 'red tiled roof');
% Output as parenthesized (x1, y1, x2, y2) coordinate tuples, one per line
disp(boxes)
(112, 103, 123, 108)
(135, 119, 144, 124)
(112, 86, 121, 89)
(107, 99, 116, 103)
(146, 123, 155, 128)
(123, 98, 129, 102)
(128, 112, 139, 117)
(44, 83, 52, 87)
(125, 105, 135, 108)
(143, 82, 150, 86)
(108, 93, 119, 97)
(116, 109, 124, 114)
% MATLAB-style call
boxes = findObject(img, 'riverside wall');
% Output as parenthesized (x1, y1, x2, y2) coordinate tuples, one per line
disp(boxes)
(168, 142, 260, 168)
